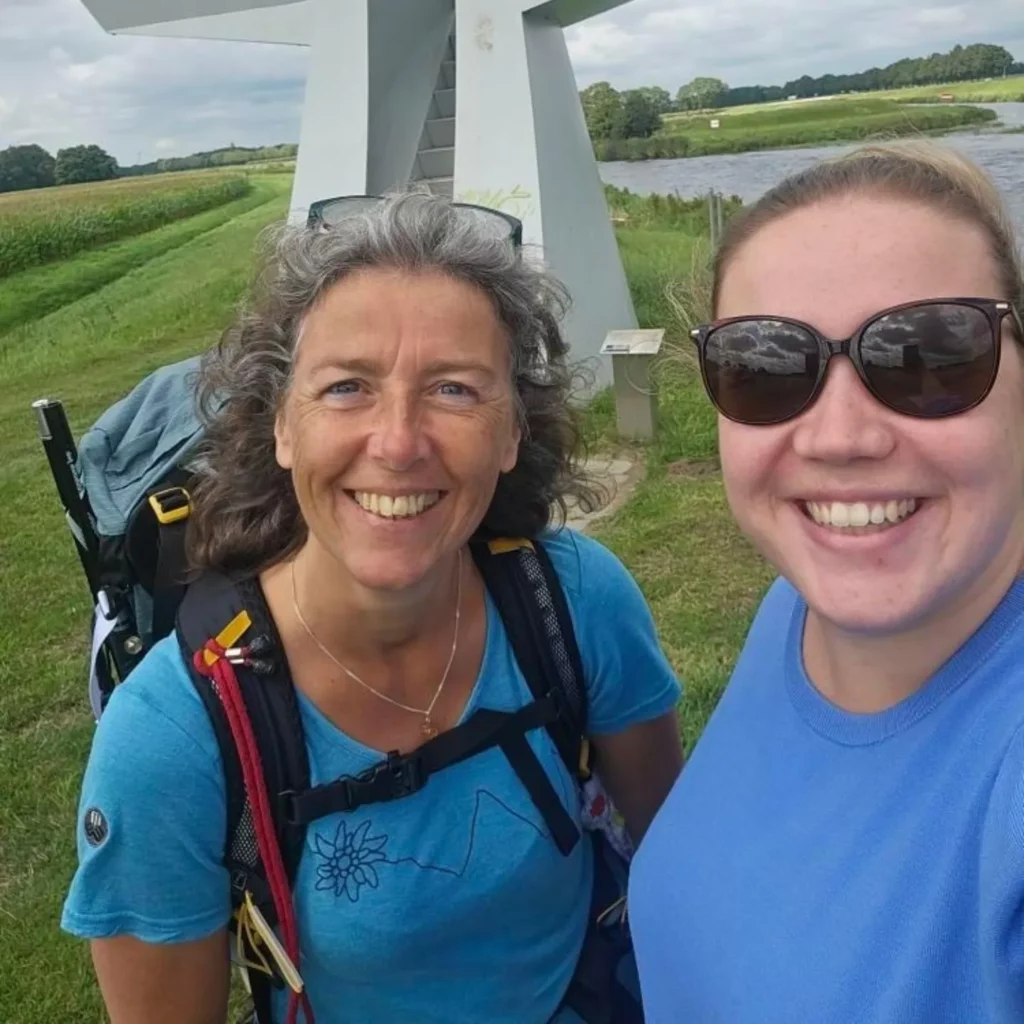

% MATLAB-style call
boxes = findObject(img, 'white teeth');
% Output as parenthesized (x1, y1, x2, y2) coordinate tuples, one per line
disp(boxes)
(849, 502, 870, 528)
(806, 498, 920, 530)
(352, 491, 441, 520)
(830, 502, 850, 527)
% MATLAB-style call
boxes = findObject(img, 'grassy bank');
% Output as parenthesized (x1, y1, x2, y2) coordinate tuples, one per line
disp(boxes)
(0, 180, 769, 1020)
(0, 172, 252, 278)
(869, 74, 1024, 104)
(590, 199, 773, 746)
(0, 177, 285, 338)
(600, 97, 997, 161)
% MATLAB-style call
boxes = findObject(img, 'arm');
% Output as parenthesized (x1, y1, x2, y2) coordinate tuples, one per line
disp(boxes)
(61, 646, 233, 1021)
(592, 712, 683, 843)
(91, 931, 230, 1024)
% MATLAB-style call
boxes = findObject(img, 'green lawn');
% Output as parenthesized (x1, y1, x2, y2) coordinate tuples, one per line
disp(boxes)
(0, 180, 771, 1021)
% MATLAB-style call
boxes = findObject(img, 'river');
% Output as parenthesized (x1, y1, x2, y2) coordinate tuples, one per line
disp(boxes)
(598, 102, 1024, 232)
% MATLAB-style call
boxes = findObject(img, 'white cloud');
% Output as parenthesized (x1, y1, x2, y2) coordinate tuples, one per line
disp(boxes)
(566, 0, 1024, 91)
(0, 0, 306, 163)
(0, 0, 1021, 165)
(915, 6, 968, 27)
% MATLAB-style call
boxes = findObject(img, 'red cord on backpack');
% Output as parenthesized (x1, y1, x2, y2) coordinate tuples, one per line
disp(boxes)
(194, 641, 315, 1024)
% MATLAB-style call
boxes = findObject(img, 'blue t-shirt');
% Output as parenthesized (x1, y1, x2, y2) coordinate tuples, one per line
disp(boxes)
(629, 575, 1024, 1024)
(62, 529, 680, 1023)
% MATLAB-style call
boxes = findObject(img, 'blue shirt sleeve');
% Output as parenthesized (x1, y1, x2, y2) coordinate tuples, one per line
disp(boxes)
(980, 721, 1024, 1023)
(544, 529, 682, 735)
(61, 638, 231, 944)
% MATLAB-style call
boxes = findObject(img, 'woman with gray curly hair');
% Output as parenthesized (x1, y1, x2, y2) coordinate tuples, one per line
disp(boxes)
(62, 192, 683, 1024)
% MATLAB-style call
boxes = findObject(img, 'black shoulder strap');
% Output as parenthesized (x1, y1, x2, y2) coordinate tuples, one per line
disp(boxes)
(176, 573, 311, 1024)
(124, 470, 194, 645)
(471, 537, 587, 775)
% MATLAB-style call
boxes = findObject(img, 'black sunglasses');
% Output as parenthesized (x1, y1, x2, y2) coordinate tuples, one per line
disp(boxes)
(690, 297, 1023, 426)
(306, 194, 524, 248)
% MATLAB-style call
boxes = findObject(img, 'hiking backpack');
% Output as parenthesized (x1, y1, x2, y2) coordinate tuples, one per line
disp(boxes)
(34, 357, 643, 1024)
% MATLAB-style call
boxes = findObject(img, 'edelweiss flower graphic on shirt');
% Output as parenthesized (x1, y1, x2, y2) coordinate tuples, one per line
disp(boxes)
(313, 820, 389, 902)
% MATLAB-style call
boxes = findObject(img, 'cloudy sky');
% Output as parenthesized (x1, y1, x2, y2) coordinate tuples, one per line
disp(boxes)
(1, 0, 1022, 166)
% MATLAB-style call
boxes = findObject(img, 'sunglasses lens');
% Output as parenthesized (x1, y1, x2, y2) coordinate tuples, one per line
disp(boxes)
(703, 320, 822, 424)
(310, 198, 519, 246)
(451, 205, 519, 245)
(859, 303, 997, 417)
(312, 197, 381, 228)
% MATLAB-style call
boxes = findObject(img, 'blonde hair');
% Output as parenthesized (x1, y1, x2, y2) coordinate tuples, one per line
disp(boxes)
(712, 140, 1023, 315)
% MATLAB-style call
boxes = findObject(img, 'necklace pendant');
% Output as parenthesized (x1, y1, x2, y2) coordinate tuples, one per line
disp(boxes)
(421, 718, 438, 739)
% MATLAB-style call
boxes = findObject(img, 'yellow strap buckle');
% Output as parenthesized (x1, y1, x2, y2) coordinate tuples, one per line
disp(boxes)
(487, 537, 535, 555)
(148, 486, 191, 525)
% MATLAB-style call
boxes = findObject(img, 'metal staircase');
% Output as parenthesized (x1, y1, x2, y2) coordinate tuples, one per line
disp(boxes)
(411, 29, 456, 197)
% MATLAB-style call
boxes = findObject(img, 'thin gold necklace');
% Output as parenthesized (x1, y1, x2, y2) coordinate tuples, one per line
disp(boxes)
(290, 548, 463, 739)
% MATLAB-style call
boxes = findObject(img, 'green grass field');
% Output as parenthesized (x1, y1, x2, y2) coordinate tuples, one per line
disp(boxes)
(0, 172, 254, 278)
(601, 96, 997, 161)
(867, 74, 1024, 103)
(0, 175, 770, 1021)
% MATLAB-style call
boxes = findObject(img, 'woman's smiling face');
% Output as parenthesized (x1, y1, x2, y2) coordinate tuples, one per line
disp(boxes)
(715, 193, 1024, 638)
(275, 267, 521, 592)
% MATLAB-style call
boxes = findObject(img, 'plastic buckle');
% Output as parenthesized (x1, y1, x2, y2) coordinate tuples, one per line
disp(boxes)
(148, 486, 191, 525)
(369, 752, 425, 801)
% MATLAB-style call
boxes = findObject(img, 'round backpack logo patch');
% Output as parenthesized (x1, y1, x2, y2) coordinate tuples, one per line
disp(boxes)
(83, 807, 109, 847)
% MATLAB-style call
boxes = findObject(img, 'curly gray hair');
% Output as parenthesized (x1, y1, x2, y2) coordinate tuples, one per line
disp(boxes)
(186, 191, 600, 575)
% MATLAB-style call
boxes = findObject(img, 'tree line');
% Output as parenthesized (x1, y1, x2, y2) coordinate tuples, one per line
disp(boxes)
(0, 144, 119, 193)
(0, 141, 298, 194)
(118, 143, 297, 177)
(580, 42, 1022, 141)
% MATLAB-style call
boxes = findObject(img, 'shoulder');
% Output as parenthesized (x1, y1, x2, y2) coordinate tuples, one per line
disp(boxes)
(978, 714, 1024, 1016)
(539, 527, 643, 609)
(729, 574, 800, 663)
(62, 635, 232, 943)
(538, 527, 681, 732)
(89, 634, 223, 789)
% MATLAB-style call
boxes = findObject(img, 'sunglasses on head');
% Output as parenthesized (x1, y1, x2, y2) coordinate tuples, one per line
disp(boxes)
(690, 297, 1023, 426)
(307, 194, 524, 248)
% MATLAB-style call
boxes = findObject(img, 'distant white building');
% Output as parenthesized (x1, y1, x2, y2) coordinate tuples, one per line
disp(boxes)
(79, 0, 639, 387)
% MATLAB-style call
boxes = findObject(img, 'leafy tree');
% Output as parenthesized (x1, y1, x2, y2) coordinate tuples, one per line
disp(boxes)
(0, 144, 56, 193)
(634, 86, 673, 115)
(675, 77, 728, 111)
(621, 90, 663, 138)
(579, 81, 626, 141)
(54, 144, 119, 186)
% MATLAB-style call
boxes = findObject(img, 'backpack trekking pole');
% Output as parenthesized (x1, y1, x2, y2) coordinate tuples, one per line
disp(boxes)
(32, 398, 103, 595)
(32, 397, 141, 706)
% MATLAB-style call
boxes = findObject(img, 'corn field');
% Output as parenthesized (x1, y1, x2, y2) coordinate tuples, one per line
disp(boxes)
(0, 172, 252, 278)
